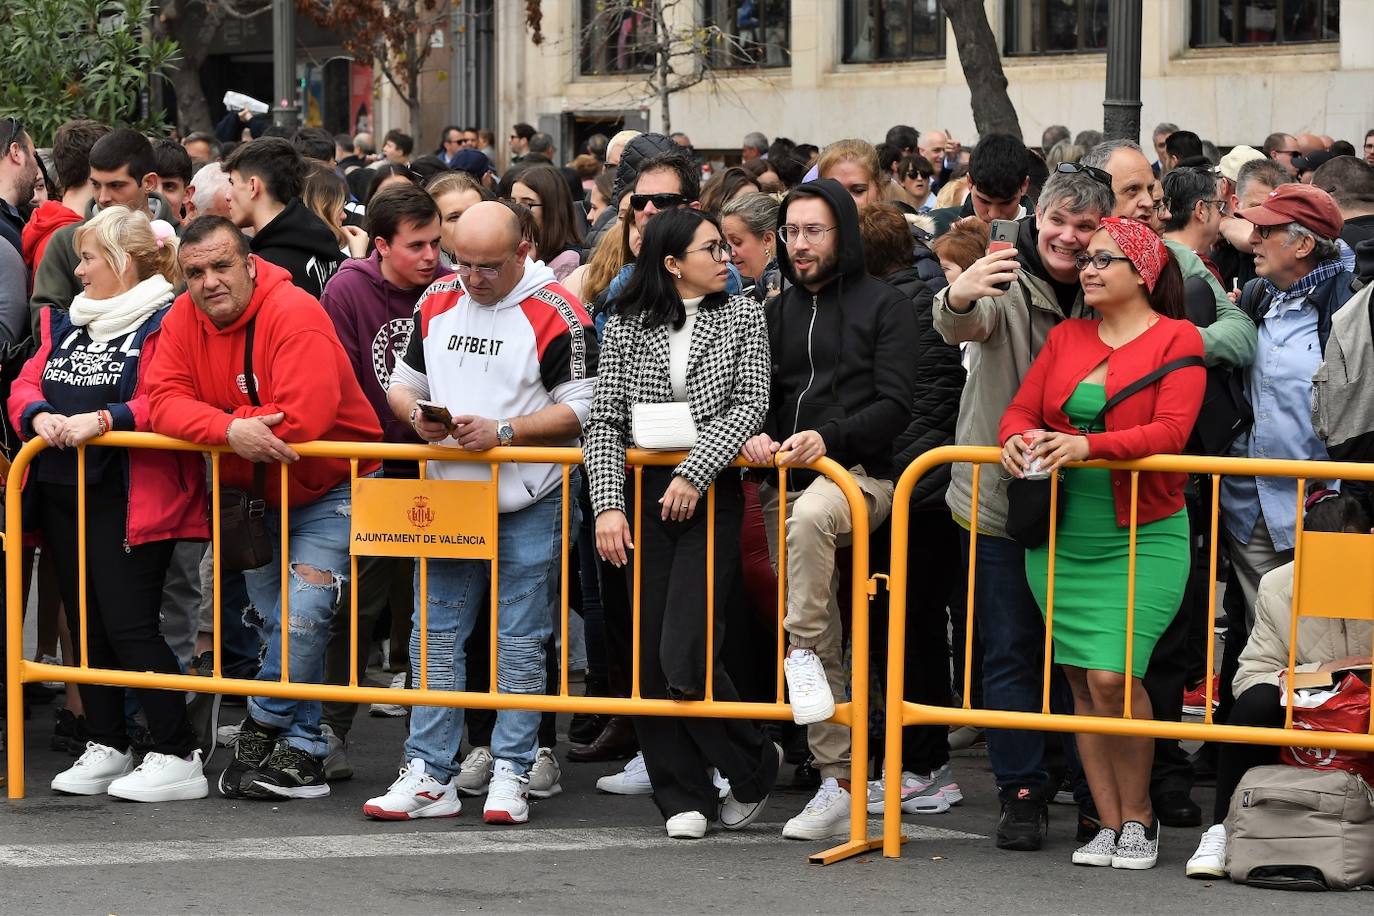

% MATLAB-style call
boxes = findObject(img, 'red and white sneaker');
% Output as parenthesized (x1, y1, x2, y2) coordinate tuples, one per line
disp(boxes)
(362, 759, 461, 820)
(483, 759, 530, 824)
(1182, 676, 1220, 717)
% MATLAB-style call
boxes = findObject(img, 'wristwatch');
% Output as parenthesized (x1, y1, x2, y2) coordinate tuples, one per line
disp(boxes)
(496, 418, 515, 447)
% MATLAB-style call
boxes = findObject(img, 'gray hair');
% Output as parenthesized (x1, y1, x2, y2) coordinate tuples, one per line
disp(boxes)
(720, 191, 780, 238)
(189, 162, 231, 215)
(1153, 122, 1180, 139)
(1037, 169, 1116, 219)
(1080, 138, 1144, 171)
(1286, 223, 1342, 264)
(1235, 158, 1290, 201)
(743, 131, 769, 153)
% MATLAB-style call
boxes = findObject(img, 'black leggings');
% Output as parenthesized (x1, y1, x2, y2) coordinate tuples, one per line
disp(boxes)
(1213, 683, 1283, 824)
(37, 479, 196, 757)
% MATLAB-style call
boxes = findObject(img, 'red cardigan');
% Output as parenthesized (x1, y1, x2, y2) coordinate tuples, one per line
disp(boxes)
(999, 315, 1205, 528)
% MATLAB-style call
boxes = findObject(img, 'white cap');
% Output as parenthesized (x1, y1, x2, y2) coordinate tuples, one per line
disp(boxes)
(1217, 145, 1266, 182)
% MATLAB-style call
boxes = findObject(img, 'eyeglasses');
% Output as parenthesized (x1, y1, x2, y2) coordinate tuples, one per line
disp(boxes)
(1054, 161, 1113, 189)
(1074, 252, 1134, 271)
(630, 192, 688, 211)
(1151, 199, 1168, 214)
(686, 240, 732, 263)
(453, 254, 514, 280)
(1, 117, 23, 154)
(1275, 149, 1300, 157)
(1255, 224, 1290, 240)
(778, 224, 838, 246)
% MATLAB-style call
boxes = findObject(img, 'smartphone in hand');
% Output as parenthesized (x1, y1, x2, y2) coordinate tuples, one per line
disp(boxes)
(988, 219, 1019, 292)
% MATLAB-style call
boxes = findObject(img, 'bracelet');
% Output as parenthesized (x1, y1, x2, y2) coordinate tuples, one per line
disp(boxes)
(95, 411, 109, 436)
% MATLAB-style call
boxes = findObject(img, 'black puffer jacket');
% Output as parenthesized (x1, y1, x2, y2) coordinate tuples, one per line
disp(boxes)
(886, 266, 965, 511)
(766, 179, 918, 481)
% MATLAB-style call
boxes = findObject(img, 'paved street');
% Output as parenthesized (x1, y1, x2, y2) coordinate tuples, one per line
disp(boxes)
(3, 687, 1369, 915)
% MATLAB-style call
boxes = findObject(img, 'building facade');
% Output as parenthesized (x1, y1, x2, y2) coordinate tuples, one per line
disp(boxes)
(387, 0, 1371, 165)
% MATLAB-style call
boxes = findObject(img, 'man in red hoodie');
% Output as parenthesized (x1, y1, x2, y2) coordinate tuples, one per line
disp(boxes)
(147, 215, 382, 802)
(317, 184, 441, 769)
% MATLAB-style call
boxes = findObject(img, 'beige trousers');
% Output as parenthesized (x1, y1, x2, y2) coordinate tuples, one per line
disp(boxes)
(758, 468, 894, 780)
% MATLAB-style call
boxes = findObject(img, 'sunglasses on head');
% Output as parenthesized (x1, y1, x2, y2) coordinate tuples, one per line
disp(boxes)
(1, 117, 23, 153)
(630, 192, 688, 211)
(1055, 161, 1113, 189)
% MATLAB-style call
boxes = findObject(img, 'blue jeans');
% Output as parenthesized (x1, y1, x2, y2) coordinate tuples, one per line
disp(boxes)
(406, 486, 572, 778)
(960, 529, 1048, 798)
(244, 483, 351, 757)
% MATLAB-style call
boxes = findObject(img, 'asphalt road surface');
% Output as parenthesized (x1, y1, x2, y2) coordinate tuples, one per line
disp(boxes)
(3, 683, 1370, 916)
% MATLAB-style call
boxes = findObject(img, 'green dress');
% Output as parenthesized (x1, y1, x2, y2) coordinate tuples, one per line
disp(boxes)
(1024, 382, 1190, 678)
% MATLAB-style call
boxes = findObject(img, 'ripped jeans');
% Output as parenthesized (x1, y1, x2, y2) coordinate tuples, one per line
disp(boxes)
(405, 485, 571, 778)
(243, 482, 351, 757)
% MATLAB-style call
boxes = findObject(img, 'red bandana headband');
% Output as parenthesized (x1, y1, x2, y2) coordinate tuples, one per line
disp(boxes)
(1099, 216, 1168, 292)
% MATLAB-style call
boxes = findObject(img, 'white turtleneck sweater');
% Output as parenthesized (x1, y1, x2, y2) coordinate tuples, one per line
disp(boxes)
(667, 296, 702, 402)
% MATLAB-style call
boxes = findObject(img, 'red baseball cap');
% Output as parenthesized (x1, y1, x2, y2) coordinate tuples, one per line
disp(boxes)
(1237, 183, 1343, 240)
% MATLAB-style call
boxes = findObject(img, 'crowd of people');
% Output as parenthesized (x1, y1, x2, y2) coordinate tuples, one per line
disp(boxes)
(1, 108, 1374, 876)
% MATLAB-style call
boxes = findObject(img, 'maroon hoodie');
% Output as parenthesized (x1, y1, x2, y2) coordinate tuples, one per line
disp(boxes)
(320, 253, 431, 444)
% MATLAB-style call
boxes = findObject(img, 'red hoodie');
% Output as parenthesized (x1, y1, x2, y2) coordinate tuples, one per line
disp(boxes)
(147, 256, 382, 506)
(22, 201, 82, 279)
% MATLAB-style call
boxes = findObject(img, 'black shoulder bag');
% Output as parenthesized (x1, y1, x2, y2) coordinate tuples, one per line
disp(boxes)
(217, 318, 274, 571)
(1005, 355, 1205, 550)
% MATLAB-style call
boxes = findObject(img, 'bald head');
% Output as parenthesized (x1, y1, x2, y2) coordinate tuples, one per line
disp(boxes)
(1296, 133, 1324, 156)
(454, 200, 527, 304)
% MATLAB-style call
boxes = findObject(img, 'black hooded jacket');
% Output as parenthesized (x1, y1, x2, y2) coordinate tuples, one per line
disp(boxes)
(765, 179, 919, 480)
(250, 197, 346, 300)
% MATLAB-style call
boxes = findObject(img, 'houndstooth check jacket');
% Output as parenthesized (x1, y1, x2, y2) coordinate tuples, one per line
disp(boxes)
(584, 293, 771, 516)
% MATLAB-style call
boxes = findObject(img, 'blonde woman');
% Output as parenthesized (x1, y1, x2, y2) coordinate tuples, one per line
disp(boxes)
(9, 206, 210, 803)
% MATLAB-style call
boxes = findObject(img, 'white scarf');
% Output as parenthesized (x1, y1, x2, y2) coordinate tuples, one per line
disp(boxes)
(68, 275, 175, 343)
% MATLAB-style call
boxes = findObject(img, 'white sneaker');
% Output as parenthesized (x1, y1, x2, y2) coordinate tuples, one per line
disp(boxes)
(719, 743, 782, 830)
(1112, 819, 1160, 870)
(596, 751, 653, 795)
(51, 743, 134, 795)
(1185, 824, 1228, 879)
(107, 750, 209, 802)
(783, 649, 835, 725)
(362, 758, 462, 820)
(36, 653, 64, 689)
(320, 724, 352, 781)
(369, 671, 409, 717)
(666, 811, 708, 839)
(456, 745, 493, 796)
(484, 759, 530, 824)
(782, 777, 851, 840)
(865, 770, 950, 815)
(1072, 826, 1118, 867)
(527, 747, 562, 799)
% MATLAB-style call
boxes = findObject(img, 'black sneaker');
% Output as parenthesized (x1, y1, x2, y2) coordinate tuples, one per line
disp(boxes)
(51, 708, 89, 755)
(997, 789, 1049, 851)
(791, 753, 822, 789)
(568, 713, 607, 746)
(217, 718, 278, 798)
(1076, 805, 1103, 843)
(243, 741, 331, 800)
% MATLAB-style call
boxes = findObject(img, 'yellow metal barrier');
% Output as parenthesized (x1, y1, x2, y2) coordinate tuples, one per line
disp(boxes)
(4, 432, 881, 864)
(881, 445, 1374, 859)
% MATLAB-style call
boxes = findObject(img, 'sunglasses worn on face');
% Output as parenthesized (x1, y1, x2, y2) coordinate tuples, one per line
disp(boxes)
(1055, 161, 1113, 189)
(630, 192, 688, 211)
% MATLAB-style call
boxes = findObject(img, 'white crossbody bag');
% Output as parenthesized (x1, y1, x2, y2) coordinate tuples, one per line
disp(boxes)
(631, 402, 698, 450)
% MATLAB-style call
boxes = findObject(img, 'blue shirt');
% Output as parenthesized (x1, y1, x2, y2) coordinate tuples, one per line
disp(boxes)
(1221, 289, 1331, 551)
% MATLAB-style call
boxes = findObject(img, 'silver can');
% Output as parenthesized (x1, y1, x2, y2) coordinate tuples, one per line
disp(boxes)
(1021, 428, 1051, 480)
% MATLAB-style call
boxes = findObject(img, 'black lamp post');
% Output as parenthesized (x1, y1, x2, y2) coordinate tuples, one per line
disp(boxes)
(1103, 0, 1142, 142)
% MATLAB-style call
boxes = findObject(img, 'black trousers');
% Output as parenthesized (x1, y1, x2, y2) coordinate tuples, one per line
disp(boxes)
(626, 469, 778, 819)
(870, 508, 959, 776)
(38, 479, 196, 757)
(1213, 683, 1283, 824)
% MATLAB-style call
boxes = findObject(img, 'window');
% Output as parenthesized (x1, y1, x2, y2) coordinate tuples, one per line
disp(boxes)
(1190, 0, 1339, 46)
(707, 0, 791, 69)
(579, 0, 655, 76)
(1003, 0, 1109, 55)
(843, 0, 946, 63)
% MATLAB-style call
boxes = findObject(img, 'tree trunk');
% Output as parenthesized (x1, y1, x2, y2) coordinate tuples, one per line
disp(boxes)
(169, 57, 213, 134)
(656, 9, 671, 133)
(155, 0, 217, 134)
(939, 0, 1022, 140)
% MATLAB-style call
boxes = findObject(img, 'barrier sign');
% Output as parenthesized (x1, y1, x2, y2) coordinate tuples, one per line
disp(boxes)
(351, 478, 497, 559)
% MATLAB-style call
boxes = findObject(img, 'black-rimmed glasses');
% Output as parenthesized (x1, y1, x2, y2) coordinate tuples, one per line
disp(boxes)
(1074, 252, 1134, 271)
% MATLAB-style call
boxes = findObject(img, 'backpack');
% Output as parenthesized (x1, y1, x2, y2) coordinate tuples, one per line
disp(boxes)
(1184, 276, 1252, 455)
(1225, 764, 1374, 891)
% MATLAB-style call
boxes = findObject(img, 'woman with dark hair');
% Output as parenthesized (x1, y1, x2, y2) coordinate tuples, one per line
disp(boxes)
(583, 207, 778, 839)
(1184, 491, 1374, 878)
(999, 217, 1205, 871)
(509, 163, 586, 282)
(699, 166, 762, 215)
(365, 163, 419, 205)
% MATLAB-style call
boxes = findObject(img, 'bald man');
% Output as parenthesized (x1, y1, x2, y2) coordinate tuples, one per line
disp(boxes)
(373, 200, 598, 825)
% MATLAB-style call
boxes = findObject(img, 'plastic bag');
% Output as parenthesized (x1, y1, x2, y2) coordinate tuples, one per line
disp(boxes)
(1280, 672, 1374, 783)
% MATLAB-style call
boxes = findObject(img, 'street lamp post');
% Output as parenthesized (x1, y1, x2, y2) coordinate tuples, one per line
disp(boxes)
(272, 0, 300, 130)
(1103, 0, 1142, 142)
